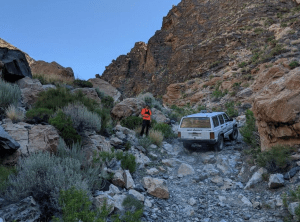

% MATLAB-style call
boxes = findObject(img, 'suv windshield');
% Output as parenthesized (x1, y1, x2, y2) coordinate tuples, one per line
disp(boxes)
(180, 117, 211, 128)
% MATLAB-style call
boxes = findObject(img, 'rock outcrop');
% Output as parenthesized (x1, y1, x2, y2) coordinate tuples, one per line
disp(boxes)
(88, 78, 121, 102)
(111, 98, 145, 119)
(252, 64, 300, 150)
(100, 0, 298, 98)
(30, 60, 75, 79)
(0, 47, 32, 82)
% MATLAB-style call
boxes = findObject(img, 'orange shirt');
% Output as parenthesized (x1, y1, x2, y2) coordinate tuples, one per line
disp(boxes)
(141, 108, 152, 120)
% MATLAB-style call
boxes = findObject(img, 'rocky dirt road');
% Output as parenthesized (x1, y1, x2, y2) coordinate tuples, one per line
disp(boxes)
(134, 134, 289, 222)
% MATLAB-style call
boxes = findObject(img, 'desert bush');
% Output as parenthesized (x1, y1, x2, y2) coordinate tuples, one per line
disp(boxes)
(0, 165, 17, 192)
(73, 79, 93, 88)
(4, 150, 101, 220)
(282, 186, 300, 221)
(289, 61, 300, 69)
(137, 92, 163, 111)
(95, 88, 114, 109)
(138, 137, 153, 150)
(52, 187, 110, 222)
(0, 79, 21, 107)
(49, 110, 82, 146)
(34, 87, 98, 112)
(32, 73, 74, 86)
(169, 105, 194, 122)
(149, 130, 163, 147)
(121, 153, 136, 173)
(5, 105, 25, 122)
(94, 107, 112, 133)
(25, 107, 54, 123)
(62, 102, 101, 132)
(238, 61, 247, 68)
(121, 116, 143, 130)
(153, 123, 176, 139)
(115, 195, 144, 222)
(257, 145, 292, 173)
(225, 101, 238, 117)
(240, 109, 257, 148)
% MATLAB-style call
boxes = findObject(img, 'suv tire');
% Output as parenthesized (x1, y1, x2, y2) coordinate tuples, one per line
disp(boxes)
(229, 127, 238, 141)
(214, 135, 224, 151)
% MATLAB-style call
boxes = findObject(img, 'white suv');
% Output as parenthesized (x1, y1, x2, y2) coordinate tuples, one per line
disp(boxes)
(178, 111, 238, 151)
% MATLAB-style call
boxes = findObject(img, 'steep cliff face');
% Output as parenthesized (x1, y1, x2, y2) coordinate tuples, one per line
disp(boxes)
(101, 0, 298, 98)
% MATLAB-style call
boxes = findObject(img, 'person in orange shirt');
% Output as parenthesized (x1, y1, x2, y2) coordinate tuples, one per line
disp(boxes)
(140, 104, 152, 137)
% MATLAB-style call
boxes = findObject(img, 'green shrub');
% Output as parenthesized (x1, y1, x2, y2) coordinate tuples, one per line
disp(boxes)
(289, 61, 300, 69)
(62, 102, 101, 132)
(209, 60, 221, 69)
(73, 79, 93, 88)
(282, 186, 300, 220)
(94, 107, 112, 133)
(137, 92, 163, 111)
(121, 116, 143, 130)
(257, 145, 292, 172)
(25, 108, 54, 122)
(225, 101, 238, 117)
(53, 187, 110, 222)
(95, 88, 114, 109)
(49, 111, 82, 146)
(113, 195, 143, 222)
(125, 141, 131, 151)
(138, 137, 153, 150)
(169, 105, 194, 122)
(0, 165, 17, 192)
(239, 62, 248, 68)
(0, 79, 21, 107)
(240, 109, 257, 148)
(4, 148, 101, 221)
(153, 123, 176, 139)
(121, 153, 136, 173)
(34, 87, 98, 112)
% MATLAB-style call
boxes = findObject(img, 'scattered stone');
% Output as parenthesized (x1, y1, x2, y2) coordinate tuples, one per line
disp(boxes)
(129, 189, 144, 202)
(134, 184, 146, 193)
(239, 194, 252, 207)
(146, 168, 159, 175)
(109, 184, 121, 194)
(112, 170, 125, 188)
(124, 170, 135, 189)
(144, 198, 152, 208)
(288, 202, 299, 216)
(268, 174, 284, 189)
(94, 194, 115, 214)
(112, 194, 127, 211)
(284, 167, 300, 180)
(244, 168, 268, 189)
(177, 163, 195, 176)
(188, 197, 197, 206)
(142, 177, 169, 199)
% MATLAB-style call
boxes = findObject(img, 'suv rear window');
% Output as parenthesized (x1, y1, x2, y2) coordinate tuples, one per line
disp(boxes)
(180, 117, 211, 128)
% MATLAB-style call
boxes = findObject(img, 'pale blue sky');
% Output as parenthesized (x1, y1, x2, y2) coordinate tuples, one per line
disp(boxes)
(1, 0, 181, 80)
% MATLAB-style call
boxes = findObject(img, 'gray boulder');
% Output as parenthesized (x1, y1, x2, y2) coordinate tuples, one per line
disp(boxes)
(0, 196, 41, 222)
(0, 125, 20, 151)
(0, 47, 32, 82)
(268, 174, 284, 189)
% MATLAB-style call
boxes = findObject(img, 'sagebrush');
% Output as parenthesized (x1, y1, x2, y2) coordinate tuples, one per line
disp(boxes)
(0, 79, 21, 107)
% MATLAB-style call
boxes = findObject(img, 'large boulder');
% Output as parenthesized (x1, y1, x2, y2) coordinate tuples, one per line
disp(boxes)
(88, 78, 121, 102)
(0, 125, 20, 152)
(0, 196, 42, 222)
(244, 167, 268, 190)
(16, 77, 44, 108)
(72, 88, 101, 104)
(30, 60, 74, 79)
(1, 119, 60, 164)
(142, 177, 169, 199)
(151, 108, 168, 123)
(252, 63, 300, 150)
(111, 98, 145, 119)
(0, 47, 32, 82)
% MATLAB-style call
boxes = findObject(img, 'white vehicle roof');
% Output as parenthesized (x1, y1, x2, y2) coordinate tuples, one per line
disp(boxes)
(183, 112, 225, 118)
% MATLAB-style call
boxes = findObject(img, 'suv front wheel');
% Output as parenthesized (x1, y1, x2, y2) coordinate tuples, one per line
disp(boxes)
(229, 127, 238, 141)
(214, 135, 224, 151)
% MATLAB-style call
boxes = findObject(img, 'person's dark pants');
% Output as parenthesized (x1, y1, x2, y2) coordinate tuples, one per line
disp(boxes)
(140, 120, 151, 136)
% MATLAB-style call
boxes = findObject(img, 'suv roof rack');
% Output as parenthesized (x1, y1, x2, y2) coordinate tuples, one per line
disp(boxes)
(200, 110, 208, 113)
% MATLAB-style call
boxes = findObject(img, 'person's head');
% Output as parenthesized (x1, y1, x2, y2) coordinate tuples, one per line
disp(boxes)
(145, 104, 150, 109)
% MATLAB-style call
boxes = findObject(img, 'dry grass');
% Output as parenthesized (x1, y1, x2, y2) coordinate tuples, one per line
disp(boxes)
(32, 73, 74, 85)
(5, 105, 25, 122)
(149, 130, 164, 147)
(134, 126, 142, 135)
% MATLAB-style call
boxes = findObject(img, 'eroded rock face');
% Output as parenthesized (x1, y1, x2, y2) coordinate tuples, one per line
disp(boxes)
(111, 98, 145, 119)
(72, 88, 101, 104)
(1, 119, 60, 164)
(88, 78, 121, 102)
(0, 47, 32, 82)
(17, 77, 44, 108)
(142, 177, 169, 199)
(30, 61, 74, 79)
(252, 66, 300, 150)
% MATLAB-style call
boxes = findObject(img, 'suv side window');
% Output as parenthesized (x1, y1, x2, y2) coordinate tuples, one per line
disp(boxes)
(212, 116, 220, 127)
(218, 115, 224, 125)
(222, 114, 230, 122)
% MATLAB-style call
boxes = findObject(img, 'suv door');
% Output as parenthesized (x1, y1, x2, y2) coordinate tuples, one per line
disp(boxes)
(217, 115, 226, 134)
(212, 116, 222, 137)
(222, 113, 231, 135)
